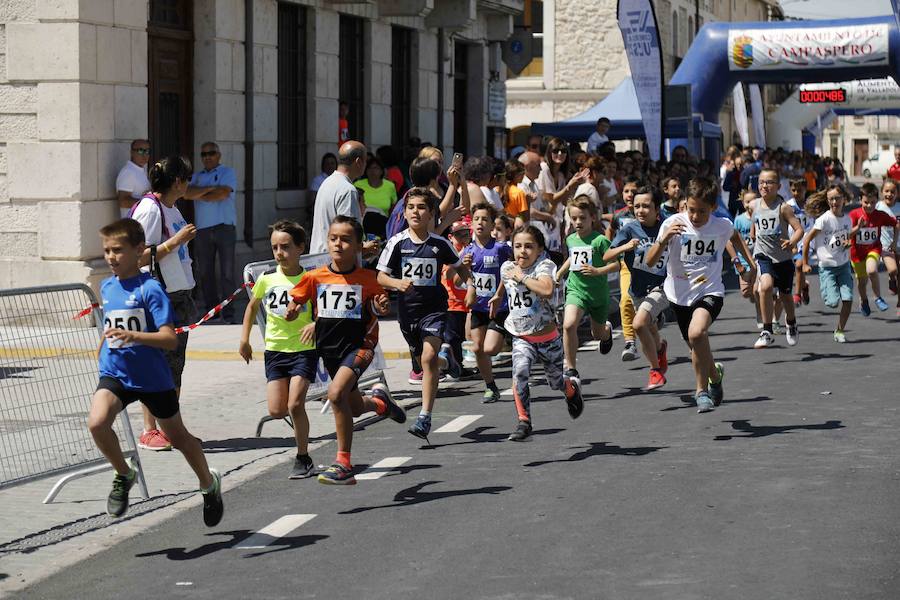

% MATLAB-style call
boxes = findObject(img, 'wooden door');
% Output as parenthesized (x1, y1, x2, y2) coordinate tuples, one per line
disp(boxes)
(853, 139, 869, 177)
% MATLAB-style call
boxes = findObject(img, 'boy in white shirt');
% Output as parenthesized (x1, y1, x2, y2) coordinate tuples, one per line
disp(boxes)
(645, 177, 755, 413)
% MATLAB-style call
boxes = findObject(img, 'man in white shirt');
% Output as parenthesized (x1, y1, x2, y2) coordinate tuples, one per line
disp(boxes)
(518, 151, 558, 245)
(586, 118, 611, 155)
(308, 141, 367, 254)
(115, 139, 151, 217)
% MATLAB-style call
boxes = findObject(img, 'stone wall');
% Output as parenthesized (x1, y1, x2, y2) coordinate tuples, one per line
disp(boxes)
(553, 0, 627, 93)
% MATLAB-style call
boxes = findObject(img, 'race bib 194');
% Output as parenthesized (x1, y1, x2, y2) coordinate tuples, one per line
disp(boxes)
(472, 272, 496, 297)
(680, 235, 719, 264)
(316, 284, 363, 319)
(569, 246, 592, 268)
(104, 308, 146, 349)
(401, 257, 438, 286)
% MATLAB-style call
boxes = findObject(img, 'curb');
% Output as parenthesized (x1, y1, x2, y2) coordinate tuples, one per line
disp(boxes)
(185, 349, 412, 361)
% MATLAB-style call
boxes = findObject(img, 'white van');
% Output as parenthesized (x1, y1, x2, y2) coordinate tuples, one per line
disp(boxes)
(862, 148, 898, 178)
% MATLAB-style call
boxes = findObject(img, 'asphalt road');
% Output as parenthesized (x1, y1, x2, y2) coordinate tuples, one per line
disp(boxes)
(16, 280, 900, 600)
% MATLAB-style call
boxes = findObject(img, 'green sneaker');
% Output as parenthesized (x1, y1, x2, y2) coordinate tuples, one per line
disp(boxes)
(202, 468, 224, 527)
(708, 362, 724, 406)
(107, 466, 136, 518)
(482, 388, 498, 404)
(833, 329, 846, 343)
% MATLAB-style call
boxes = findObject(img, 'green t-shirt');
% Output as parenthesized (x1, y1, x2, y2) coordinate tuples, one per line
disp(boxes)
(354, 179, 398, 217)
(565, 231, 611, 298)
(252, 266, 315, 353)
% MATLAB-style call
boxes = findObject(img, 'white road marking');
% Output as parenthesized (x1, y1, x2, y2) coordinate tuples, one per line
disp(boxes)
(355, 456, 412, 480)
(501, 388, 513, 397)
(434, 414, 483, 433)
(236, 514, 317, 549)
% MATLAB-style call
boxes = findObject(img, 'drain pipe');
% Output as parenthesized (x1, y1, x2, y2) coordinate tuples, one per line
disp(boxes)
(243, 0, 255, 247)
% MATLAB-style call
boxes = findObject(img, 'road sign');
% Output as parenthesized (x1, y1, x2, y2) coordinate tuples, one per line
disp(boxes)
(503, 29, 533, 76)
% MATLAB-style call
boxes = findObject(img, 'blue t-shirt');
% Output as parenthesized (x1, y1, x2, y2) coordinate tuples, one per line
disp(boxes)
(660, 203, 679, 221)
(733, 212, 753, 271)
(190, 164, 237, 229)
(463, 238, 513, 313)
(377, 230, 461, 315)
(98, 273, 176, 392)
(611, 220, 666, 298)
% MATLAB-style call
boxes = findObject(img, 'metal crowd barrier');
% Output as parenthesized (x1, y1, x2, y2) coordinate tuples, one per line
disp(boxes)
(242, 254, 390, 437)
(0, 284, 148, 503)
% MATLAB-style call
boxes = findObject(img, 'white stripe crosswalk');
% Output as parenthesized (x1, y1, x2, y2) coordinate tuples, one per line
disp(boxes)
(236, 514, 317, 549)
(434, 414, 483, 433)
(355, 456, 412, 480)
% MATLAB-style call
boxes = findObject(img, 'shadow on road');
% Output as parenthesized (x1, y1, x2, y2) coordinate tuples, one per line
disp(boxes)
(524, 442, 667, 467)
(135, 530, 328, 560)
(422, 426, 566, 449)
(0, 365, 40, 380)
(202, 437, 296, 452)
(662, 395, 772, 411)
(339, 481, 512, 514)
(763, 352, 872, 364)
(714, 419, 844, 440)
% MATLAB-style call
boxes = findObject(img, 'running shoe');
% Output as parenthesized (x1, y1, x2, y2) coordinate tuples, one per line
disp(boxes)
(657, 339, 669, 374)
(756, 321, 764, 330)
(708, 362, 724, 406)
(482, 388, 499, 404)
(438, 373, 459, 385)
(138, 429, 172, 451)
(438, 344, 462, 378)
(106, 466, 136, 518)
(564, 376, 584, 419)
(564, 368, 580, 386)
(408, 413, 432, 440)
(860, 300, 871, 317)
(621, 340, 638, 361)
(696, 391, 715, 414)
(407, 370, 423, 385)
(646, 368, 666, 390)
(372, 383, 406, 424)
(289, 454, 315, 479)
(874, 296, 889, 312)
(889, 274, 898, 295)
(833, 329, 847, 343)
(507, 420, 533, 442)
(317, 463, 356, 486)
(792, 293, 802, 306)
(772, 321, 784, 335)
(202, 468, 224, 526)
(753, 330, 774, 349)
(460, 367, 479, 380)
(598, 322, 614, 355)
(802, 285, 810, 305)
(785, 324, 799, 347)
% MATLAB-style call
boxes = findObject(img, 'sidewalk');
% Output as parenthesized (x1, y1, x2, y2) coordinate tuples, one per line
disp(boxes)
(0, 352, 429, 595)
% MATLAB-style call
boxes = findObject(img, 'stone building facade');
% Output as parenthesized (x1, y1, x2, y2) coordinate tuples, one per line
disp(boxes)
(0, 0, 522, 288)
(506, 0, 778, 147)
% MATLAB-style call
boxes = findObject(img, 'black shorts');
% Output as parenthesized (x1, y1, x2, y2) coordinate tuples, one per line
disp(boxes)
(264, 350, 318, 382)
(97, 376, 179, 420)
(470, 309, 508, 334)
(756, 256, 794, 294)
(322, 348, 374, 390)
(164, 290, 197, 388)
(399, 311, 447, 356)
(671, 295, 724, 342)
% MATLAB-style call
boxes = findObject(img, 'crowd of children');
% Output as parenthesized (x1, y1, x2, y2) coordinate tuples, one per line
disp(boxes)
(90, 148, 899, 526)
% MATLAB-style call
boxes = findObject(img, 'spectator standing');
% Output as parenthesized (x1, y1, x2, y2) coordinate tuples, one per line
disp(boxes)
(310, 152, 338, 198)
(586, 117, 611, 155)
(185, 142, 238, 323)
(309, 141, 367, 254)
(355, 156, 397, 239)
(115, 139, 152, 218)
(377, 145, 407, 197)
(338, 101, 350, 146)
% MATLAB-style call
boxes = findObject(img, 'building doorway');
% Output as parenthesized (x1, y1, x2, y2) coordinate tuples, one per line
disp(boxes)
(853, 139, 869, 177)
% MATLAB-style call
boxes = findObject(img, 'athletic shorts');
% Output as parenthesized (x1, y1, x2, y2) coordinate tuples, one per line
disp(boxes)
(399, 311, 446, 356)
(164, 290, 197, 388)
(264, 349, 317, 383)
(671, 295, 724, 342)
(322, 348, 374, 390)
(819, 263, 854, 308)
(565, 290, 610, 324)
(96, 376, 179, 420)
(632, 288, 669, 320)
(852, 252, 881, 280)
(470, 309, 508, 334)
(756, 256, 794, 294)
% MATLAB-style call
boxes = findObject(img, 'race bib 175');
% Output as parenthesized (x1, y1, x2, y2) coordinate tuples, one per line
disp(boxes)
(316, 284, 363, 319)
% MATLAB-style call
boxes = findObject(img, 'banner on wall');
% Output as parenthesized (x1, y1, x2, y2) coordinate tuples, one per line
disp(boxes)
(728, 24, 889, 71)
(749, 84, 766, 148)
(617, 0, 665, 161)
(732, 84, 749, 147)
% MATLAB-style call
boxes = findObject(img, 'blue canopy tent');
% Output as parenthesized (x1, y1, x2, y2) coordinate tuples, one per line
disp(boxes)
(530, 77, 721, 145)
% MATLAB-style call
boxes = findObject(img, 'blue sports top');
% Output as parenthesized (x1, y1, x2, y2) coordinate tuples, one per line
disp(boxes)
(377, 230, 462, 315)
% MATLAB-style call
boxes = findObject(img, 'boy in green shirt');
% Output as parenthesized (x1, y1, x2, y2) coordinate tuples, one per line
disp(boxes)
(555, 196, 619, 384)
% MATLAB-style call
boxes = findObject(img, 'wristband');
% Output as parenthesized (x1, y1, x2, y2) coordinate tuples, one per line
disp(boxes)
(161, 242, 171, 253)
(731, 257, 741, 265)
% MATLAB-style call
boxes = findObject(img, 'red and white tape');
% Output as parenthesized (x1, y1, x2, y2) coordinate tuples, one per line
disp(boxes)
(74, 282, 255, 333)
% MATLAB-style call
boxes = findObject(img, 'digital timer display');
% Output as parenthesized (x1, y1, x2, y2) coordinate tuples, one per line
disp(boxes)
(799, 88, 847, 104)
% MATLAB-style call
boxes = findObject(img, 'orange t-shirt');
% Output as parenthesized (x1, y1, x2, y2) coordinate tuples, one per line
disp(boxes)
(504, 185, 529, 218)
(442, 265, 468, 312)
(804, 171, 817, 192)
(290, 264, 385, 357)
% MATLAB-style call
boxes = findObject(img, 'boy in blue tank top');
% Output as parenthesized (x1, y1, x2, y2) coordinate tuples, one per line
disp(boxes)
(90, 219, 223, 525)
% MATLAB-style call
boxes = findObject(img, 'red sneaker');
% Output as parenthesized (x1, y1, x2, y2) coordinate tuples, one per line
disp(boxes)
(792, 294, 802, 306)
(657, 339, 668, 374)
(138, 429, 172, 451)
(646, 368, 667, 390)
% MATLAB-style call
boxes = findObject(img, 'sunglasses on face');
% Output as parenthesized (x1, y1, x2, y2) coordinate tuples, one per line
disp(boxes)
(132, 148, 150, 155)
(551, 149, 567, 155)
(200, 151, 218, 158)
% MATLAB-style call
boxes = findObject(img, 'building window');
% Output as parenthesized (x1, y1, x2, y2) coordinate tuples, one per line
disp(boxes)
(508, 0, 543, 78)
(453, 42, 469, 153)
(391, 26, 414, 149)
(277, 2, 308, 189)
(340, 15, 366, 142)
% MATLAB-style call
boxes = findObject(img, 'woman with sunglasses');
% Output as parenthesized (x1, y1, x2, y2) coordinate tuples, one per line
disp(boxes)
(534, 138, 588, 258)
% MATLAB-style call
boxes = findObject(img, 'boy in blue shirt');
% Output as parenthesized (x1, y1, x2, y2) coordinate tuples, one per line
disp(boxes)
(90, 218, 223, 524)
